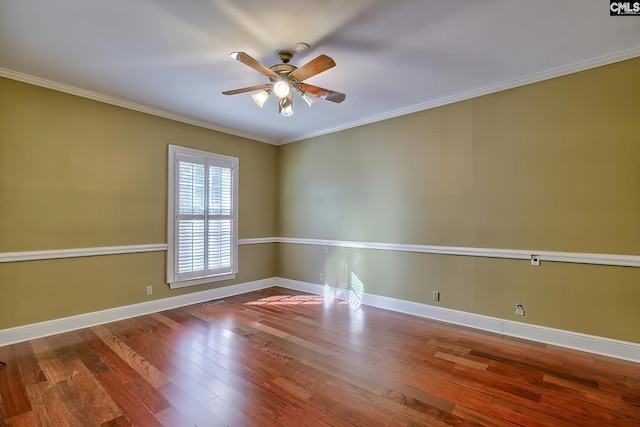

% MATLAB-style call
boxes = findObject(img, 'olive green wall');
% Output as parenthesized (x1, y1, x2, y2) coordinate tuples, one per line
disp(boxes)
(0, 77, 277, 329)
(2, 57, 639, 344)
(277, 57, 640, 343)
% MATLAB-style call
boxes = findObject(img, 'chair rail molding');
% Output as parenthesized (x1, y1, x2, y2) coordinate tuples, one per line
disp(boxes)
(2, 238, 639, 268)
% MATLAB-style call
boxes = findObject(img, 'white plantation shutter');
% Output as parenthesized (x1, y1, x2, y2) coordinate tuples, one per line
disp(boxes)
(208, 219, 231, 269)
(177, 160, 205, 277)
(178, 219, 205, 274)
(168, 146, 238, 288)
(207, 165, 232, 271)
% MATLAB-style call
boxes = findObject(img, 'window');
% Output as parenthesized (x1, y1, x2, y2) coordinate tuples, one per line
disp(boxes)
(167, 145, 238, 288)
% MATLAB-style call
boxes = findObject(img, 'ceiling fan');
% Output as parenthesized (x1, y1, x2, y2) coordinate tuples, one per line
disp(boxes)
(222, 43, 346, 117)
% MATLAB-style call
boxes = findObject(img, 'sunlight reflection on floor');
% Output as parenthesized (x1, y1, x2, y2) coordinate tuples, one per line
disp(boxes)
(244, 294, 352, 306)
(245, 294, 339, 305)
(245, 273, 366, 307)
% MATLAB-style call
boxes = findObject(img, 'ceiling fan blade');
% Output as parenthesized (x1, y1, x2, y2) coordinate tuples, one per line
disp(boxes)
(298, 83, 346, 103)
(229, 52, 278, 79)
(222, 83, 271, 96)
(289, 54, 336, 82)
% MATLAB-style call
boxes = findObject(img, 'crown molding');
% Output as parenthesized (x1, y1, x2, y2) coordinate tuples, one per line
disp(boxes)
(278, 47, 640, 145)
(3, 47, 640, 147)
(0, 68, 273, 145)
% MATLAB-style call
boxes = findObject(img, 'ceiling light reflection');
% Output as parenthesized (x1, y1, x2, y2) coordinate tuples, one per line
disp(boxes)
(273, 80, 291, 98)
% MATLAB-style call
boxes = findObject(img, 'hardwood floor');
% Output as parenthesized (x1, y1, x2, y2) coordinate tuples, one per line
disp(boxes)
(1, 287, 639, 426)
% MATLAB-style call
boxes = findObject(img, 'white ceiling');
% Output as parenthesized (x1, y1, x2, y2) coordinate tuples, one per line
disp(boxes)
(1, 0, 639, 145)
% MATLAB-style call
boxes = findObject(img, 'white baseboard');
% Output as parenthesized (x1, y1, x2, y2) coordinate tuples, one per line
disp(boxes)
(275, 277, 640, 363)
(0, 278, 276, 346)
(3, 276, 638, 364)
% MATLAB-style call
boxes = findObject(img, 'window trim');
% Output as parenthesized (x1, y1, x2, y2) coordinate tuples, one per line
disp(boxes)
(167, 145, 239, 289)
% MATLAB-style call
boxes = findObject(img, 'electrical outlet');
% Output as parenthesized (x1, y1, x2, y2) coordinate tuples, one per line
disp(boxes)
(146, 286, 153, 296)
(319, 272, 324, 282)
(432, 291, 440, 302)
(530, 255, 540, 266)
(516, 304, 524, 316)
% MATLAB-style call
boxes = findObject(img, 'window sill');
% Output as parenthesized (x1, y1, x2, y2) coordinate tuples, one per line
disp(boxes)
(168, 272, 236, 289)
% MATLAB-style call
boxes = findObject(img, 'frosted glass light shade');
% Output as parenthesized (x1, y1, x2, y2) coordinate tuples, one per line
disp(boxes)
(300, 91, 317, 106)
(278, 95, 294, 117)
(252, 90, 270, 108)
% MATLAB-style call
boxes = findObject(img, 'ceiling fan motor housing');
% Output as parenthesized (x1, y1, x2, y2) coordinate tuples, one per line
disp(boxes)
(270, 63, 297, 75)
(270, 63, 298, 92)
(277, 49, 294, 63)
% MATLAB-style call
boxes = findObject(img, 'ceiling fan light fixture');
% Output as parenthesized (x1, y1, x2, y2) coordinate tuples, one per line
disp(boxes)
(252, 90, 270, 108)
(278, 94, 294, 117)
(223, 50, 345, 117)
(273, 79, 291, 98)
(298, 89, 317, 107)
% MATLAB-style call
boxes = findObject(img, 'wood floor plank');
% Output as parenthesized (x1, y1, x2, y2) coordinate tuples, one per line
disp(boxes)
(49, 379, 101, 426)
(203, 396, 256, 427)
(187, 344, 294, 417)
(29, 338, 69, 385)
(157, 382, 226, 427)
(1, 287, 639, 426)
(5, 411, 38, 427)
(76, 329, 140, 383)
(124, 377, 171, 414)
(0, 395, 5, 427)
(433, 350, 489, 370)
(96, 371, 163, 427)
(148, 312, 184, 331)
(11, 342, 46, 387)
(46, 334, 78, 365)
(320, 377, 447, 427)
(482, 397, 571, 427)
(154, 405, 195, 427)
(451, 405, 519, 427)
(24, 381, 71, 427)
(0, 345, 31, 419)
(91, 325, 170, 388)
(277, 360, 427, 427)
(108, 328, 219, 405)
(471, 349, 600, 388)
(100, 415, 131, 427)
(65, 359, 123, 424)
(62, 331, 111, 376)
(538, 391, 640, 426)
